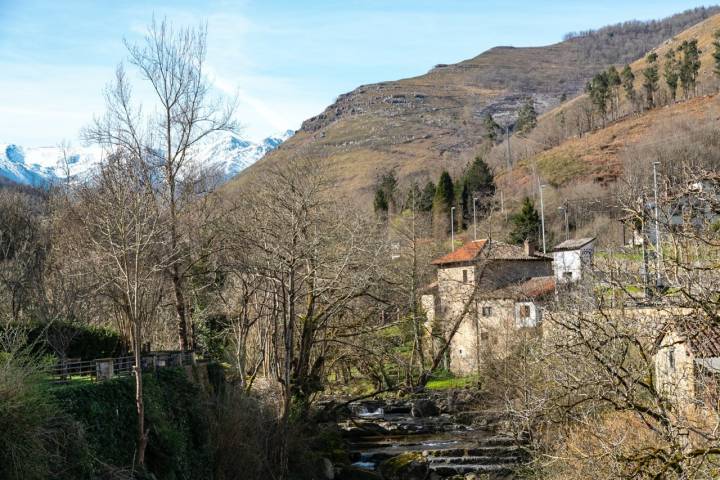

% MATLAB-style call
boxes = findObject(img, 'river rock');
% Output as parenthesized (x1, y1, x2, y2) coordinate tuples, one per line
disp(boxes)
(379, 452, 429, 480)
(411, 398, 439, 418)
(322, 458, 335, 479)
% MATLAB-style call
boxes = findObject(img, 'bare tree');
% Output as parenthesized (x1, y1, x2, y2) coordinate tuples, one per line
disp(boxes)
(84, 17, 237, 352)
(65, 152, 173, 467)
(0, 190, 46, 324)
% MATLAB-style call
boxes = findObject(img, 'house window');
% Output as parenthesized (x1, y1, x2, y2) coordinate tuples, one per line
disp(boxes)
(482, 306, 492, 317)
(480, 331, 489, 341)
(668, 347, 675, 371)
(563, 271, 573, 280)
(519, 305, 531, 318)
(462, 269, 468, 283)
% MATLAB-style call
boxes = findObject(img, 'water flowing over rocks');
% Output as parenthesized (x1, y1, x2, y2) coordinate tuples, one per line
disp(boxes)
(333, 391, 528, 479)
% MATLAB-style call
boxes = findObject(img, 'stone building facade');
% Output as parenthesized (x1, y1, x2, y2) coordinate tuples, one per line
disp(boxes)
(655, 318, 720, 407)
(424, 239, 555, 375)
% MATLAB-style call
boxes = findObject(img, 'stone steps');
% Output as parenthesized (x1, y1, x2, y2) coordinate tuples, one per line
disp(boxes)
(428, 455, 523, 466)
(430, 462, 517, 476)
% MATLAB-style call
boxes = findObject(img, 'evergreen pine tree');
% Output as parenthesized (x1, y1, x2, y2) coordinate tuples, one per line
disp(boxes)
(664, 49, 680, 102)
(712, 29, 720, 87)
(678, 39, 701, 98)
(508, 197, 541, 245)
(432, 171, 454, 236)
(461, 156, 495, 225)
(373, 188, 388, 216)
(586, 71, 611, 126)
(621, 64, 637, 111)
(404, 182, 422, 212)
(374, 169, 398, 214)
(482, 113, 501, 143)
(515, 98, 538, 134)
(643, 53, 660, 109)
(606, 66, 622, 119)
(419, 181, 435, 212)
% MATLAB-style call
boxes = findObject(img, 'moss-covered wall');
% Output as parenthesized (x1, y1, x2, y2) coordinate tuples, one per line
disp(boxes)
(50, 367, 215, 480)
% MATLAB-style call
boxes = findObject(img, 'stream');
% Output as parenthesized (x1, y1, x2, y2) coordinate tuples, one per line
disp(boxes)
(337, 395, 528, 479)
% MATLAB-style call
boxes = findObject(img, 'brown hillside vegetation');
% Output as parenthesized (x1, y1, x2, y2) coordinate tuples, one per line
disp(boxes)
(228, 7, 719, 204)
(500, 94, 720, 193)
(495, 11, 720, 192)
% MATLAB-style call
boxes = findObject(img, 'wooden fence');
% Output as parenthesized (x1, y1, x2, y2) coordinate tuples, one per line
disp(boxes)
(46, 351, 198, 382)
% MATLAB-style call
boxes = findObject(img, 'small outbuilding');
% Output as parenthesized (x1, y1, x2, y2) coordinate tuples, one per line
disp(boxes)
(551, 237, 595, 283)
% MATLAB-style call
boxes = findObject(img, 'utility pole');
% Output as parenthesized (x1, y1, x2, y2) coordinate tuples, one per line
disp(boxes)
(640, 195, 650, 299)
(539, 184, 547, 254)
(652, 161, 662, 287)
(450, 206, 455, 251)
(472, 197, 478, 240)
(500, 190, 507, 222)
(505, 126, 512, 170)
(558, 203, 569, 240)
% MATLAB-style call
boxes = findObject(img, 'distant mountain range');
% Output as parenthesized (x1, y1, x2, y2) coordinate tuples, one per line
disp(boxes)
(0, 130, 293, 187)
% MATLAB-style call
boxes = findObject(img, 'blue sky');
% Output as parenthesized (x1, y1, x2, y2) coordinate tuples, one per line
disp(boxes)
(0, 0, 714, 146)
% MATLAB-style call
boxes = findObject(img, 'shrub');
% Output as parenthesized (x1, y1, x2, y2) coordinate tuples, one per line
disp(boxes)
(0, 332, 58, 480)
(51, 367, 213, 480)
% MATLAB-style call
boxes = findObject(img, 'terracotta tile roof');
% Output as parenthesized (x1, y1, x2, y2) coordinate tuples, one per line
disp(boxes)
(431, 239, 488, 265)
(480, 276, 556, 300)
(431, 239, 550, 266)
(659, 317, 720, 358)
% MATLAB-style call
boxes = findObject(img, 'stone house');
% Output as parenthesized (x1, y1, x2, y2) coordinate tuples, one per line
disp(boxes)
(450, 276, 556, 375)
(422, 239, 554, 375)
(654, 318, 720, 407)
(551, 237, 595, 283)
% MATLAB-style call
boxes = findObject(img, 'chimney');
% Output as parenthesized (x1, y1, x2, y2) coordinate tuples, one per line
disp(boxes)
(524, 238, 536, 256)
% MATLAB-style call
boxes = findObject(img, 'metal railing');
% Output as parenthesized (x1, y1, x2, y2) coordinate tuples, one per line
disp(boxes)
(46, 351, 200, 383)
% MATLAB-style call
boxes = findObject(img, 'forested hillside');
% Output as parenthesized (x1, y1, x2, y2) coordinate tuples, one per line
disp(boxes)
(234, 7, 720, 203)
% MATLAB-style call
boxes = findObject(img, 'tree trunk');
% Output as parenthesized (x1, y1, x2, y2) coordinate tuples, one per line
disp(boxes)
(133, 323, 148, 467)
(172, 264, 189, 352)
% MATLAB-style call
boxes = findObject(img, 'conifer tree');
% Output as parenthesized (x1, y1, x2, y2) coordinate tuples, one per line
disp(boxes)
(586, 71, 610, 126)
(482, 113, 501, 143)
(373, 188, 388, 216)
(664, 49, 680, 102)
(403, 182, 422, 212)
(432, 171, 454, 236)
(643, 53, 660, 109)
(508, 197, 541, 245)
(515, 98, 538, 134)
(461, 156, 496, 225)
(606, 66, 622, 119)
(419, 181, 435, 212)
(374, 169, 398, 215)
(678, 39, 701, 98)
(621, 64, 637, 111)
(712, 29, 720, 88)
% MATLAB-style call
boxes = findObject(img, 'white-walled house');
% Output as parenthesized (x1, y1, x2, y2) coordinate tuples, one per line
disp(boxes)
(551, 237, 595, 283)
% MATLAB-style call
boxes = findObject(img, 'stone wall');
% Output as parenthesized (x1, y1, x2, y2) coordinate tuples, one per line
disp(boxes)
(450, 298, 534, 376)
(655, 332, 696, 404)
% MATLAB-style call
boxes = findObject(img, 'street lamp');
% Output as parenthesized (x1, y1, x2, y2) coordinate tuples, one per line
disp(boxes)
(539, 184, 547, 254)
(450, 206, 456, 252)
(558, 204, 569, 241)
(472, 197, 478, 240)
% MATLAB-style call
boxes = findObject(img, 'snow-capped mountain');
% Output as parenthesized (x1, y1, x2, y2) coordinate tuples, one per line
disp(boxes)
(193, 129, 294, 179)
(0, 130, 293, 187)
